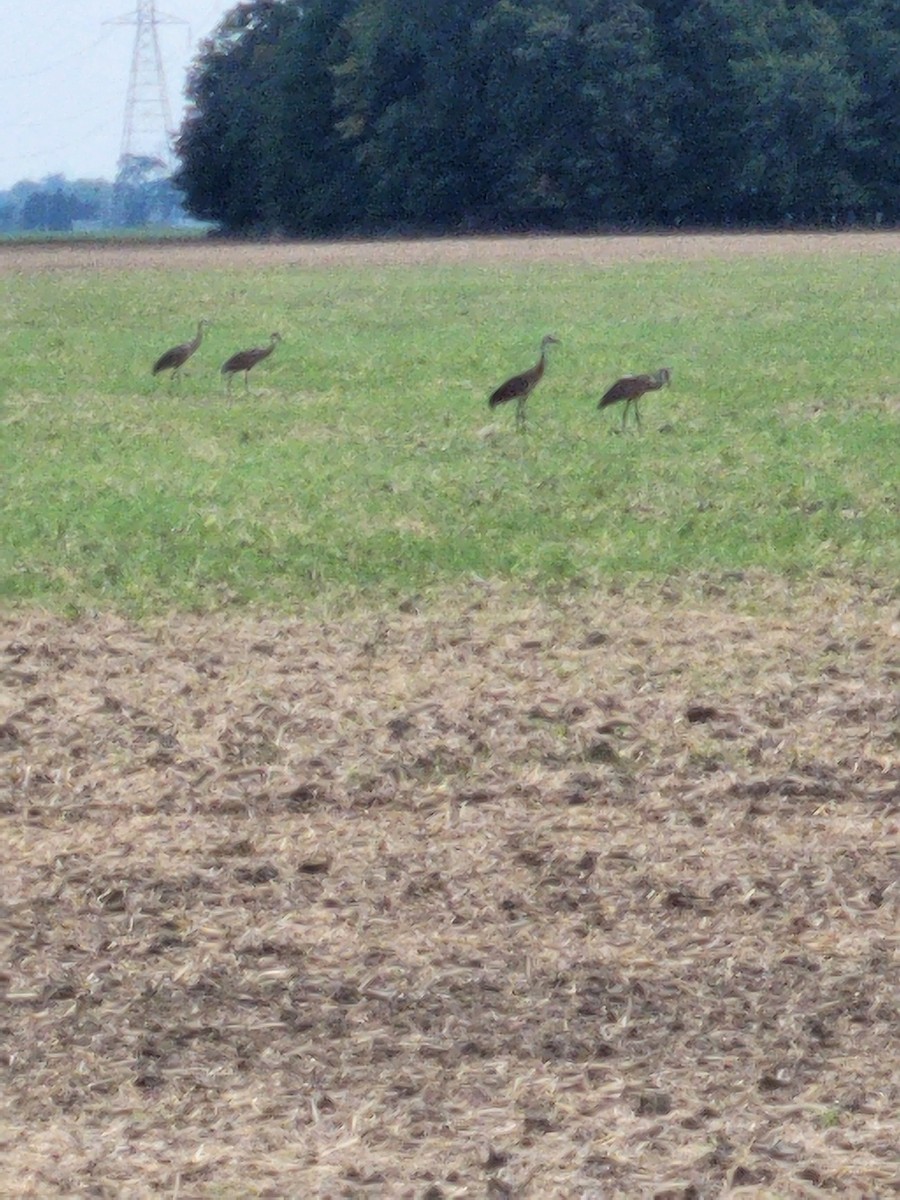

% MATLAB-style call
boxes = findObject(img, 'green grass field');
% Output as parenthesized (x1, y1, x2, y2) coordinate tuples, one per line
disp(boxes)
(2, 239, 898, 613)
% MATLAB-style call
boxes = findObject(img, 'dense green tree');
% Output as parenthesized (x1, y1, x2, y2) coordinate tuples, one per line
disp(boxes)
(726, 3, 861, 222)
(332, 0, 498, 225)
(173, 0, 899, 235)
(264, 0, 362, 232)
(331, 0, 677, 228)
(821, 0, 900, 217)
(506, 0, 675, 225)
(175, 1, 302, 230)
(644, 0, 766, 222)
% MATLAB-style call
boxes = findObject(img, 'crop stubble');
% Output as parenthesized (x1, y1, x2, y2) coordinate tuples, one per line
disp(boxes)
(2, 228, 900, 275)
(2, 572, 898, 1197)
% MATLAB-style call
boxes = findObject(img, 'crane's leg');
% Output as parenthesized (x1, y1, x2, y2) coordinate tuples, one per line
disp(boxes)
(621, 400, 629, 431)
(634, 399, 642, 429)
(516, 398, 527, 432)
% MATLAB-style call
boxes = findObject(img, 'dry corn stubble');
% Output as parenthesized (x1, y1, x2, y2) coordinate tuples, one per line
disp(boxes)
(2, 573, 898, 1197)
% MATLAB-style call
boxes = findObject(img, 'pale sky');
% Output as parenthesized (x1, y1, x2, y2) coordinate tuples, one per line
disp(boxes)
(0, 1, 236, 190)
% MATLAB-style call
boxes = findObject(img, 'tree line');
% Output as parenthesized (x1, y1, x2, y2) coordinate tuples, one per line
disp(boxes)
(0, 160, 188, 235)
(175, 0, 900, 236)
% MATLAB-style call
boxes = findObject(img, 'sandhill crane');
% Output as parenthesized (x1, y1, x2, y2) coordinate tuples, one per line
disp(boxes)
(152, 319, 209, 382)
(221, 332, 282, 392)
(489, 335, 560, 431)
(598, 367, 671, 430)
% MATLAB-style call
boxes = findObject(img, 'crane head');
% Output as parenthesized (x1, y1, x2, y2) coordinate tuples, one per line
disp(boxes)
(541, 335, 561, 350)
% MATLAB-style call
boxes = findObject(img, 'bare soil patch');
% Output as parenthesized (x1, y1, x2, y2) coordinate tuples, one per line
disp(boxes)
(2, 576, 898, 1197)
(2, 230, 900, 275)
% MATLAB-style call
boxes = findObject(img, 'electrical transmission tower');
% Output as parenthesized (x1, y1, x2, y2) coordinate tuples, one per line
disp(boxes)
(107, 1, 187, 175)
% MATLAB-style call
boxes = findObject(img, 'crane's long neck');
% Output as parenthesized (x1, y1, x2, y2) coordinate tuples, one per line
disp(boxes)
(193, 322, 205, 351)
(253, 338, 275, 364)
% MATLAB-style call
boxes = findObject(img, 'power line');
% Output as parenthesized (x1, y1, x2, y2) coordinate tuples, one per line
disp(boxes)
(0, 119, 120, 172)
(7, 102, 115, 134)
(2, 30, 117, 82)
